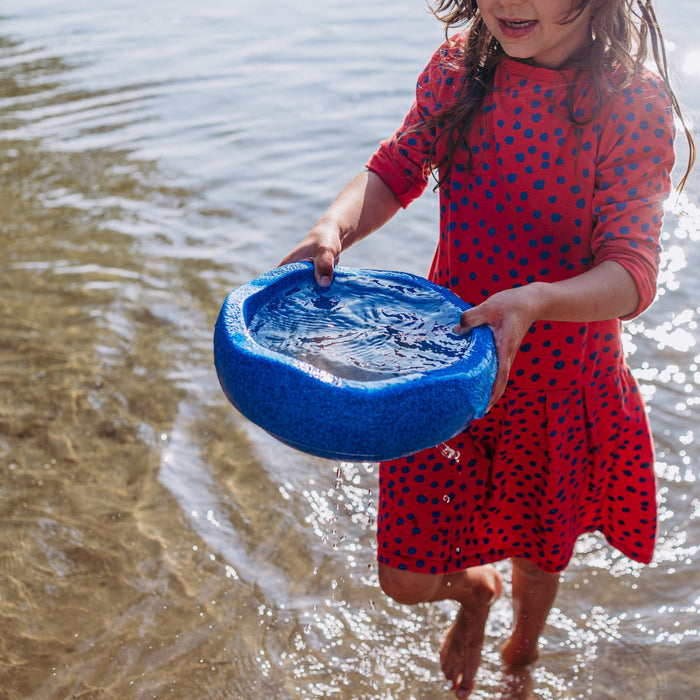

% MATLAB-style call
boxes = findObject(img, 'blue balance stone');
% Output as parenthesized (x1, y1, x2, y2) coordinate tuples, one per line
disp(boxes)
(214, 263, 497, 461)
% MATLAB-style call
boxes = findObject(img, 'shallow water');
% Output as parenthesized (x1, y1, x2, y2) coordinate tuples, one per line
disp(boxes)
(1, 1, 699, 698)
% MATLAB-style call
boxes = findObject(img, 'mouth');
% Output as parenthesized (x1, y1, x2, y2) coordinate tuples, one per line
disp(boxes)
(497, 17, 538, 38)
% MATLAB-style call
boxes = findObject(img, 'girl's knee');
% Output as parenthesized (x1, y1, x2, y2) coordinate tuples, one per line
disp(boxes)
(511, 557, 560, 581)
(378, 563, 439, 605)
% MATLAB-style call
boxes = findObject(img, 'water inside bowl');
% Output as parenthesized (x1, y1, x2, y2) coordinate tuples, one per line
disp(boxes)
(247, 274, 469, 381)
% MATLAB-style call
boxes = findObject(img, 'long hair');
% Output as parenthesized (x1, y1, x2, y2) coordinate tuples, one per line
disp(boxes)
(427, 0, 695, 191)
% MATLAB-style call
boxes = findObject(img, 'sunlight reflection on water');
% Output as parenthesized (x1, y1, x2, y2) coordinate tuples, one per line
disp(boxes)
(1, 1, 700, 698)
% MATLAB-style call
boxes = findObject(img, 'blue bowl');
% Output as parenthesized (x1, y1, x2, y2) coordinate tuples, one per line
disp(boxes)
(214, 263, 496, 461)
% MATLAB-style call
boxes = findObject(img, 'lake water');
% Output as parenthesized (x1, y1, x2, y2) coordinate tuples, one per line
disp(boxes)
(1, 1, 699, 698)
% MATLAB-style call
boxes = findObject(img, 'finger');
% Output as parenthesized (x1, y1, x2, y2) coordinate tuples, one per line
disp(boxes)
(487, 343, 512, 408)
(488, 373, 507, 409)
(314, 249, 336, 287)
(453, 307, 483, 334)
(454, 309, 478, 335)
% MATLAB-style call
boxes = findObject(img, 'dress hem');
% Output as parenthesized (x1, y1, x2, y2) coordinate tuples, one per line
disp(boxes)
(376, 524, 654, 575)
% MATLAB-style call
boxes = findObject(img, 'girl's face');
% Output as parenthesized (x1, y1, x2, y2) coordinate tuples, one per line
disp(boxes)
(476, 0, 592, 68)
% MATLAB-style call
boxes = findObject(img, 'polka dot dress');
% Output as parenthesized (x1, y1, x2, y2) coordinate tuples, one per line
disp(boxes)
(367, 32, 675, 574)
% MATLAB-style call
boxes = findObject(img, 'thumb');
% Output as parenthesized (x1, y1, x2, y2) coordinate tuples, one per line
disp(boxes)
(453, 304, 488, 335)
(314, 249, 336, 287)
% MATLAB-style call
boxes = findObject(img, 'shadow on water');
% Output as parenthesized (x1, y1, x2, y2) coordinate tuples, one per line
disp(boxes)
(1, 4, 700, 699)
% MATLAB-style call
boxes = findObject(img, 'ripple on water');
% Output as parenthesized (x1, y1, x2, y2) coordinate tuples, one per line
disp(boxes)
(248, 275, 467, 381)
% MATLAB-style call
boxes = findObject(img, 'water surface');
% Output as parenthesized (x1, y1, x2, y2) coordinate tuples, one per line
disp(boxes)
(1, 1, 699, 698)
(248, 273, 468, 380)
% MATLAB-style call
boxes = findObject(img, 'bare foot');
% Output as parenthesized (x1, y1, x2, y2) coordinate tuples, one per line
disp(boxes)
(439, 565, 503, 698)
(501, 634, 540, 668)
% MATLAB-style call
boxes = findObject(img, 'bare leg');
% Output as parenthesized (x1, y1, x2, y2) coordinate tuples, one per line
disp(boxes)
(502, 557, 560, 668)
(378, 563, 503, 698)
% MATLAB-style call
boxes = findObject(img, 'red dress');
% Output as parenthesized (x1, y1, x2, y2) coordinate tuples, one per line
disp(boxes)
(367, 34, 675, 573)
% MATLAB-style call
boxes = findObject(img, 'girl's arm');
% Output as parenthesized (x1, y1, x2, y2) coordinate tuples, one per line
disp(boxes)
(279, 170, 402, 286)
(456, 260, 640, 406)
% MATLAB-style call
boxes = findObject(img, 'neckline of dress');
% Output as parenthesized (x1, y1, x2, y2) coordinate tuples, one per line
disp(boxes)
(499, 57, 586, 85)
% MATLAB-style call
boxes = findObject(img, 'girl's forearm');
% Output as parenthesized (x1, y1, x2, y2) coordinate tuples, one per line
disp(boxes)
(280, 169, 401, 285)
(318, 169, 402, 248)
(529, 260, 641, 323)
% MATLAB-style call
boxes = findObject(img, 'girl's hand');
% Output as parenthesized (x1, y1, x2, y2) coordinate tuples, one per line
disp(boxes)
(454, 285, 543, 408)
(278, 220, 342, 287)
(278, 170, 403, 287)
(453, 261, 641, 408)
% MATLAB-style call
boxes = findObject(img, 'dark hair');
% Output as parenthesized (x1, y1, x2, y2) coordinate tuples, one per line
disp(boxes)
(426, 0, 695, 191)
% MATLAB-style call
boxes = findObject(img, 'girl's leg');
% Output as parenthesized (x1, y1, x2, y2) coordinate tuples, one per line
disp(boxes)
(378, 563, 503, 698)
(501, 557, 560, 668)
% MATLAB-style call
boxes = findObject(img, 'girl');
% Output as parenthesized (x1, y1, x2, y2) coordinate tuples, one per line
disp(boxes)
(281, 1, 693, 696)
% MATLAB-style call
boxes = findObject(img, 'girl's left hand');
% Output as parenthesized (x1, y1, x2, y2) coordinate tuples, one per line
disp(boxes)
(454, 285, 543, 408)
(454, 261, 641, 409)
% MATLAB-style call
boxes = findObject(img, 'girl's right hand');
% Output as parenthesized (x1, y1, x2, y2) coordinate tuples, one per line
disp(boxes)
(278, 219, 343, 287)
(278, 171, 403, 288)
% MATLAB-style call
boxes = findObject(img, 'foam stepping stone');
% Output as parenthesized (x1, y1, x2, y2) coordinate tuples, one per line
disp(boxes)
(214, 262, 496, 461)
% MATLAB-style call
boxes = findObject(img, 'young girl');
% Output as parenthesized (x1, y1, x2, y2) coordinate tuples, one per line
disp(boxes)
(281, 1, 693, 696)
